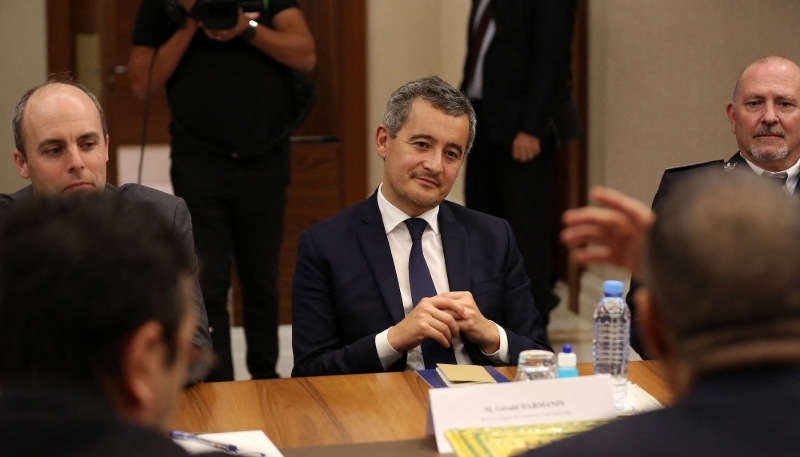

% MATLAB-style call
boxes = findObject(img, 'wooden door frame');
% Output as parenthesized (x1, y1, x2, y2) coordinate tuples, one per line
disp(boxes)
(567, 0, 588, 312)
(338, 0, 368, 206)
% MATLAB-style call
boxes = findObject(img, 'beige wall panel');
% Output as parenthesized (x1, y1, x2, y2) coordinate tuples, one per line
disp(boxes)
(589, 0, 800, 205)
(0, 0, 47, 193)
(584, 0, 800, 312)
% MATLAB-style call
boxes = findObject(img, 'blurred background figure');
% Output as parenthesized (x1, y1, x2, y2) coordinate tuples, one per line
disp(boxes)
(462, 0, 581, 337)
(128, 0, 316, 381)
(0, 194, 212, 456)
(530, 174, 800, 456)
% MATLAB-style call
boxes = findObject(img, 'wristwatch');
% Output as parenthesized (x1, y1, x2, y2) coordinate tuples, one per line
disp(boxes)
(242, 20, 258, 41)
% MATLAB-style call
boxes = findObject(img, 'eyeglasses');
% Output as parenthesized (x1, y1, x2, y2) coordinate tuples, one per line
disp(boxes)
(185, 342, 216, 385)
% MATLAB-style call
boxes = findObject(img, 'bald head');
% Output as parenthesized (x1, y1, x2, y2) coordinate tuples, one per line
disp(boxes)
(732, 55, 800, 103)
(643, 173, 800, 374)
(13, 78, 107, 160)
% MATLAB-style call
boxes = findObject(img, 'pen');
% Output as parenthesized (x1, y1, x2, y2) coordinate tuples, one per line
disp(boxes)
(169, 430, 239, 453)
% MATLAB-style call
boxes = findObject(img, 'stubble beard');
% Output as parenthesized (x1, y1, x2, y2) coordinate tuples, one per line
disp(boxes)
(750, 142, 789, 162)
(749, 125, 789, 162)
(387, 174, 442, 213)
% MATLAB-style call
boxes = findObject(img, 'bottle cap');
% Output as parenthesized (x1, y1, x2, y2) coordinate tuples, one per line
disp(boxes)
(557, 345, 577, 367)
(603, 280, 624, 296)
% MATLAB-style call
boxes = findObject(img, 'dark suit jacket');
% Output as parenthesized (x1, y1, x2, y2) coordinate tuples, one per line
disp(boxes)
(0, 385, 217, 456)
(525, 366, 800, 456)
(0, 183, 212, 380)
(291, 192, 551, 377)
(626, 152, 796, 357)
(462, 0, 580, 145)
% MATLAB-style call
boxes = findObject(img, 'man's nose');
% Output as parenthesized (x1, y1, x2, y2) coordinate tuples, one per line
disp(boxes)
(66, 147, 86, 172)
(762, 102, 780, 125)
(424, 150, 444, 173)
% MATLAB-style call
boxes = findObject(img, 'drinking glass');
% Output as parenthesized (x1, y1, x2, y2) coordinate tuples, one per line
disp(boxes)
(514, 350, 557, 381)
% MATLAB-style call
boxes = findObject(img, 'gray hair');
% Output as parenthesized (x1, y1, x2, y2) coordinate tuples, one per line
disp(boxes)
(12, 75, 108, 159)
(642, 173, 800, 373)
(382, 76, 476, 154)
(732, 55, 800, 103)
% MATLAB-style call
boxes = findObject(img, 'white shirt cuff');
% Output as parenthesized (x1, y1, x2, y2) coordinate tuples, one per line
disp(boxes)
(376, 327, 403, 370)
(481, 322, 510, 365)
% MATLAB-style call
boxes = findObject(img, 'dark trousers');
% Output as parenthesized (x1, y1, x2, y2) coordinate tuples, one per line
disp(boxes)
(465, 107, 558, 329)
(171, 147, 287, 381)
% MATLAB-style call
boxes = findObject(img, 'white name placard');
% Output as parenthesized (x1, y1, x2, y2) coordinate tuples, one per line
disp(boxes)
(427, 374, 617, 453)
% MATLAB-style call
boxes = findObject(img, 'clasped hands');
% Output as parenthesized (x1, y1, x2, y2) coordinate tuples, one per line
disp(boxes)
(387, 291, 500, 355)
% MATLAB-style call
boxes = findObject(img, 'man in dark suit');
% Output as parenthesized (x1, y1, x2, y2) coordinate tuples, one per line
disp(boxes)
(625, 55, 800, 358)
(462, 0, 581, 329)
(532, 173, 800, 456)
(0, 194, 217, 456)
(291, 76, 550, 377)
(1, 78, 212, 381)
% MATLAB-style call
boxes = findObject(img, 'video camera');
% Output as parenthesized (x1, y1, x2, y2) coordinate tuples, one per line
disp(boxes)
(190, 0, 265, 30)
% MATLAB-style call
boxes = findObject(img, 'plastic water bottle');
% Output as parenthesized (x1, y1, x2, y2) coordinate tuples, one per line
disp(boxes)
(593, 280, 630, 410)
(557, 344, 579, 378)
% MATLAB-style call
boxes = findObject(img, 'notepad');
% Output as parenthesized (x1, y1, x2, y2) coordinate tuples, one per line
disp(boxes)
(436, 363, 498, 387)
(173, 430, 282, 456)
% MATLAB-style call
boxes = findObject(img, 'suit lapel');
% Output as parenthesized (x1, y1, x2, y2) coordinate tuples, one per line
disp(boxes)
(439, 203, 471, 293)
(355, 192, 406, 324)
(724, 151, 750, 176)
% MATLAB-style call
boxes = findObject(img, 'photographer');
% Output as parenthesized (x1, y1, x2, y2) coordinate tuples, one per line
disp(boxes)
(128, 0, 315, 382)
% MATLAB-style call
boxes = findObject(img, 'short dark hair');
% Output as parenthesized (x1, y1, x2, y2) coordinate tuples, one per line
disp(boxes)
(12, 74, 108, 159)
(382, 75, 477, 154)
(642, 173, 800, 372)
(0, 193, 192, 390)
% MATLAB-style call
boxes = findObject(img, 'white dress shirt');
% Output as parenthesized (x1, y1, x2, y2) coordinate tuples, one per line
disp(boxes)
(374, 185, 509, 371)
(742, 155, 800, 194)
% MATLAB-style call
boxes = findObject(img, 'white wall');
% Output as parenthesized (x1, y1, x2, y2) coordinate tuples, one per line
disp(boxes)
(0, 0, 47, 193)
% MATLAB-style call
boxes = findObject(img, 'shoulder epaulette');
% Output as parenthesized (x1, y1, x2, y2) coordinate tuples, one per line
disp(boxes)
(664, 159, 724, 173)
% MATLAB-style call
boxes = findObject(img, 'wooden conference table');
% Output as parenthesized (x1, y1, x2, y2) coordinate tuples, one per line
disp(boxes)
(171, 361, 671, 456)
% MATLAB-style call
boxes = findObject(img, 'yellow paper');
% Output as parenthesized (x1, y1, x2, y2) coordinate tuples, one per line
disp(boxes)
(436, 363, 497, 383)
(445, 420, 612, 457)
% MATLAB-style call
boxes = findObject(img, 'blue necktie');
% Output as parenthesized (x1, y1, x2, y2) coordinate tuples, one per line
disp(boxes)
(405, 218, 457, 368)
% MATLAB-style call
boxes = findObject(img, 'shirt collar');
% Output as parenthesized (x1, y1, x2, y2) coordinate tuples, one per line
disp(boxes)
(741, 154, 800, 193)
(376, 184, 440, 235)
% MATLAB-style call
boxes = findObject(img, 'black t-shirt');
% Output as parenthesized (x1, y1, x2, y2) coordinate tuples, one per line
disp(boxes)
(132, 0, 299, 157)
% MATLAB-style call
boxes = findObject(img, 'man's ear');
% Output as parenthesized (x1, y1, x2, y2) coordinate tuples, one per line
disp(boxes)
(375, 124, 389, 160)
(13, 150, 29, 179)
(637, 286, 694, 398)
(104, 135, 110, 162)
(725, 102, 736, 134)
(636, 287, 669, 361)
(116, 321, 166, 426)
